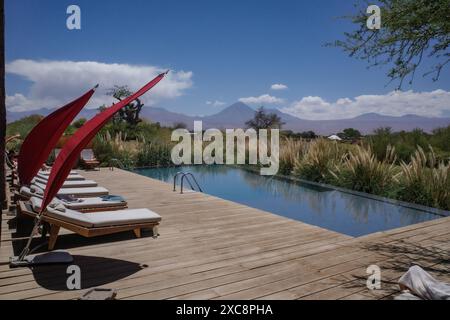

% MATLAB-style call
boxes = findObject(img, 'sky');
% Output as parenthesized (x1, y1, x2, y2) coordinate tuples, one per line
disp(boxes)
(4, 0, 450, 119)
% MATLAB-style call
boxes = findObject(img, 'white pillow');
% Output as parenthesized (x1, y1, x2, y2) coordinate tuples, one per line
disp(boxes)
(30, 185, 44, 196)
(30, 197, 43, 212)
(48, 201, 66, 213)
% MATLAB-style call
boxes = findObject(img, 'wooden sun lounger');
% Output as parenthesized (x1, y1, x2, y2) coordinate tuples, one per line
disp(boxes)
(18, 201, 160, 250)
(80, 149, 100, 170)
(20, 185, 109, 199)
(13, 191, 128, 212)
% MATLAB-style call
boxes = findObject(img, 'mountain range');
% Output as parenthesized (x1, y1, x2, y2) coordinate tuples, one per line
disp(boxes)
(138, 102, 450, 135)
(7, 102, 450, 135)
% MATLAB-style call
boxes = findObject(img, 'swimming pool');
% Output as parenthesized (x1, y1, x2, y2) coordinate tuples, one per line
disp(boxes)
(133, 165, 444, 237)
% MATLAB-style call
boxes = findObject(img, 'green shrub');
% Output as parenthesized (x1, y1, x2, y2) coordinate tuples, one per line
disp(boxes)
(330, 145, 399, 196)
(279, 138, 308, 175)
(293, 138, 344, 183)
(92, 133, 137, 169)
(136, 141, 173, 167)
(6, 115, 43, 151)
(397, 147, 450, 210)
(367, 126, 450, 164)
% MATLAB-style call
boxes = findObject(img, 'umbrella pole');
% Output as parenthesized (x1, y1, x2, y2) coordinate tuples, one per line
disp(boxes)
(10, 214, 73, 268)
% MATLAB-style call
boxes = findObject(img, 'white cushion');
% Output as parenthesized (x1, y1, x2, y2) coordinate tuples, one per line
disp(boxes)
(46, 207, 161, 228)
(33, 179, 98, 188)
(38, 169, 78, 176)
(36, 173, 85, 181)
(46, 207, 95, 228)
(56, 187, 109, 197)
(27, 184, 109, 198)
(30, 183, 108, 197)
(30, 185, 44, 196)
(30, 196, 43, 211)
(61, 197, 126, 210)
(20, 186, 35, 198)
(30, 196, 63, 212)
(49, 202, 66, 213)
(80, 149, 95, 161)
(30, 195, 125, 211)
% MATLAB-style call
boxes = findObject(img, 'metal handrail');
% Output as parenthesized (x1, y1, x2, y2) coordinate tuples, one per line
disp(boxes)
(173, 172, 191, 191)
(181, 173, 203, 194)
(173, 171, 203, 194)
(110, 158, 126, 171)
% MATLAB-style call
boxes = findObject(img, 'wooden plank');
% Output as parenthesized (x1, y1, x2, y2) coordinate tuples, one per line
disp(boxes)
(0, 168, 448, 300)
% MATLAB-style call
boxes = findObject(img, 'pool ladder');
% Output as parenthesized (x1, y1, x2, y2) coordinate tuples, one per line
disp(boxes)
(173, 172, 203, 194)
(109, 158, 128, 171)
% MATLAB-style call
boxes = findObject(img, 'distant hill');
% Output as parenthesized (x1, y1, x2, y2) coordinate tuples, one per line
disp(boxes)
(141, 102, 450, 134)
(6, 108, 99, 123)
(7, 102, 450, 135)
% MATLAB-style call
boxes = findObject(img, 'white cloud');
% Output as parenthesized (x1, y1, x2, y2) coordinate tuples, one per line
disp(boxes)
(6, 59, 193, 112)
(206, 100, 226, 107)
(282, 90, 450, 120)
(271, 83, 288, 90)
(239, 94, 285, 105)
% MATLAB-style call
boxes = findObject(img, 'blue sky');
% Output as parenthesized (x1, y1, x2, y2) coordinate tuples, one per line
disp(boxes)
(5, 0, 450, 119)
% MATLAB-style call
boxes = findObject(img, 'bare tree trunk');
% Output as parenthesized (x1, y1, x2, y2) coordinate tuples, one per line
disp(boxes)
(0, 0, 6, 243)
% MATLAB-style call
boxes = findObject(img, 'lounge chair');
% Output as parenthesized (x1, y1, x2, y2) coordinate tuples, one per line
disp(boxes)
(80, 149, 100, 170)
(19, 198, 161, 250)
(36, 173, 86, 182)
(32, 179, 98, 189)
(19, 185, 109, 200)
(39, 169, 78, 175)
(30, 194, 128, 212)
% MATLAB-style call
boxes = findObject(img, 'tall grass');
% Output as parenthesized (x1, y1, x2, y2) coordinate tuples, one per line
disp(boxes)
(136, 141, 173, 167)
(93, 131, 137, 169)
(330, 145, 399, 196)
(293, 138, 344, 183)
(279, 138, 308, 175)
(288, 139, 449, 211)
(88, 127, 449, 211)
(397, 147, 450, 210)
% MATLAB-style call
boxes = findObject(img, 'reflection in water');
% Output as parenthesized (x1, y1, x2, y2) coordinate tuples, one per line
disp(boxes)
(134, 165, 441, 237)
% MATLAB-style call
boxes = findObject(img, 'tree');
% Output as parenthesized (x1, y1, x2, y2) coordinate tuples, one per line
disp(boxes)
(332, 0, 449, 88)
(245, 107, 285, 130)
(338, 128, 362, 140)
(107, 85, 144, 126)
(173, 122, 187, 130)
(0, 0, 5, 229)
(73, 118, 87, 129)
(98, 104, 107, 113)
(299, 131, 317, 139)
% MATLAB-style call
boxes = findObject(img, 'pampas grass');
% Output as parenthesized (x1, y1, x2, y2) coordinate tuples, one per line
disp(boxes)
(330, 145, 400, 196)
(289, 139, 448, 210)
(397, 146, 450, 210)
(293, 138, 344, 182)
(279, 138, 308, 175)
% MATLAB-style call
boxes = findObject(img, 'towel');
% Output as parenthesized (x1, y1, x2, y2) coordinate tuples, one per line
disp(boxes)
(100, 195, 126, 202)
(395, 265, 450, 300)
(58, 194, 84, 203)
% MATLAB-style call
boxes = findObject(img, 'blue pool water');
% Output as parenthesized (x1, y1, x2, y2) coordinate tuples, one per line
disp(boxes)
(133, 166, 443, 237)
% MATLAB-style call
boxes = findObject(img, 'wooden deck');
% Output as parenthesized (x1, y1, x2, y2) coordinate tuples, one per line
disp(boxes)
(1, 168, 449, 300)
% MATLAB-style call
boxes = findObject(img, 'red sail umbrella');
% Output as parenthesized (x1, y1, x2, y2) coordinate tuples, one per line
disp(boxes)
(17, 87, 97, 185)
(12, 72, 168, 266)
(40, 71, 168, 212)
(10, 71, 168, 267)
